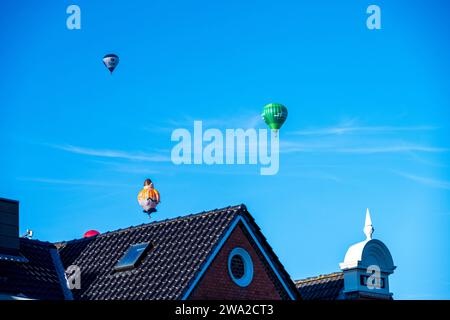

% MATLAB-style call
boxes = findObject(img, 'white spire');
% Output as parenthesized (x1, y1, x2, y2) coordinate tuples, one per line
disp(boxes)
(363, 208, 374, 240)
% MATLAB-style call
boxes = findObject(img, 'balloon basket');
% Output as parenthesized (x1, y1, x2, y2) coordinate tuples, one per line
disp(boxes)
(272, 129, 279, 138)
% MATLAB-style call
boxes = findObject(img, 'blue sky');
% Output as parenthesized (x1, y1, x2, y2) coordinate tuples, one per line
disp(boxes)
(1, 0, 449, 299)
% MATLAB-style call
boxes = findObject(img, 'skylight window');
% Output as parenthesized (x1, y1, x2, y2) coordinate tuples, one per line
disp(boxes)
(114, 242, 152, 272)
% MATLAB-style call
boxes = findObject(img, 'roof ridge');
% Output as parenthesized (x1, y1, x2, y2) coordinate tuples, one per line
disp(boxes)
(20, 237, 57, 248)
(0, 197, 19, 203)
(295, 272, 343, 284)
(55, 204, 247, 245)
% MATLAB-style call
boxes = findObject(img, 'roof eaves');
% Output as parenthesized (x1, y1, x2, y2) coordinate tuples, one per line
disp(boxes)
(56, 205, 246, 246)
(179, 213, 242, 300)
(295, 272, 344, 286)
(49, 248, 73, 300)
(239, 209, 301, 300)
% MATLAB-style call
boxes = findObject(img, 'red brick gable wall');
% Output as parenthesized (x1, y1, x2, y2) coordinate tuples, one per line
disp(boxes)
(188, 223, 290, 300)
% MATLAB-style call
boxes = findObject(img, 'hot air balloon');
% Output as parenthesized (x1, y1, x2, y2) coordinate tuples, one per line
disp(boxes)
(137, 178, 160, 218)
(83, 230, 100, 238)
(102, 53, 119, 74)
(262, 103, 288, 136)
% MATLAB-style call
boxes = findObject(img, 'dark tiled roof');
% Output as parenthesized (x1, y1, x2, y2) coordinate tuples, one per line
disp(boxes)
(57, 204, 298, 300)
(295, 272, 344, 300)
(0, 238, 66, 300)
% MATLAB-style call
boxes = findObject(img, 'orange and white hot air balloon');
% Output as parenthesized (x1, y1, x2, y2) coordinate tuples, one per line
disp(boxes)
(137, 178, 160, 215)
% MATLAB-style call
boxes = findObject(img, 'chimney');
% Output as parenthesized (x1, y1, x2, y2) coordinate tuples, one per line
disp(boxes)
(0, 197, 20, 255)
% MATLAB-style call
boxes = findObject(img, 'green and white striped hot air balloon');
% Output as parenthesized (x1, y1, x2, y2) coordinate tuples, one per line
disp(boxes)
(261, 103, 288, 136)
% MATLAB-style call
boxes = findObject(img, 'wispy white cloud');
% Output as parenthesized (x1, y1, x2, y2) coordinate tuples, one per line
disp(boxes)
(278, 170, 341, 182)
(141, 125, 176, 134)
(89, 160, 164, 175)
(281, 119, 445, 155)
(145, 113, 263, 132)
(16, 177, 134, 188)
(405, 152, 448, 168)
(335, 145, 447, 154)
(394, 171, 450, 190)
(49, 144, 171, 162)
(281, 140, 446, 154)
(290, 125, 437, 136)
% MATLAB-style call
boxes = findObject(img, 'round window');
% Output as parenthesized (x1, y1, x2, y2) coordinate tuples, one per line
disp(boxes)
(228, 247, 254, 287)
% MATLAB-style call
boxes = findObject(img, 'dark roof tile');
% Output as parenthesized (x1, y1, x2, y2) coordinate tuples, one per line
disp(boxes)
(295, 272, 344, 300)
(0, 238, 66, 300)
(57, 205, 245, 300)
(3, 204, 299, 300)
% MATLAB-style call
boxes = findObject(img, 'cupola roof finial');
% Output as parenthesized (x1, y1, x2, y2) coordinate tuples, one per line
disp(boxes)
(364, 208, 374, 240)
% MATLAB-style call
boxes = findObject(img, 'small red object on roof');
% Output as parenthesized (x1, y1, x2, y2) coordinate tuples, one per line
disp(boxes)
(83, 230, 100, 238)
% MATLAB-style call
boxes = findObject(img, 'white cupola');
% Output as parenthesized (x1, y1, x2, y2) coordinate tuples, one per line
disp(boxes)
(339, 209, 396, 299)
